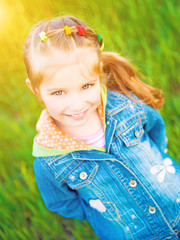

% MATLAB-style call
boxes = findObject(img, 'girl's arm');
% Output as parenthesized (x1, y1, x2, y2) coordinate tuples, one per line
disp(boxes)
(33, 158, 86, 220)
(143, 104, 168, 153)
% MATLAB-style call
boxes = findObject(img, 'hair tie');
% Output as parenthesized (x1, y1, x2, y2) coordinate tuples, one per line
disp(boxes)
(39, 31, 48, 42)
(96, 33, 102, 43)
(39, 28, 104, 50)
(96, 33, 104, 51)
(76, 26, 86, 36)
(63, 25, 72, 35)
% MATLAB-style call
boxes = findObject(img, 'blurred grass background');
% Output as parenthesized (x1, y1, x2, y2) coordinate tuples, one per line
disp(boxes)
(0, 0, 180, 239)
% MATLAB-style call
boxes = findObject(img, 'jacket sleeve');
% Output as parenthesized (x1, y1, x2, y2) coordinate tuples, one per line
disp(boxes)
(33, 158, 86, 220)
(143, 104, 168, 153)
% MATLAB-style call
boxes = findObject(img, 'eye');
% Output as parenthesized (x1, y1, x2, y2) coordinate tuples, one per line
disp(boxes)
(82, 84, 92, 90)
(52, 90, 64, 95)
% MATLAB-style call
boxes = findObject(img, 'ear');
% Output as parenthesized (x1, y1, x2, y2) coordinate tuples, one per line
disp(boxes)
(26, 78, 35, 94)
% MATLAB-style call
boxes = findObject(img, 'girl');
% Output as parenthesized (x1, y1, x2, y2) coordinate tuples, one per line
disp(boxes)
(24, 15, 180, 240)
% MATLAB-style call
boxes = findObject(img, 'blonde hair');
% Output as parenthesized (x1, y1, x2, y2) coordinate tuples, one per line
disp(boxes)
(24, 15, 164, 109)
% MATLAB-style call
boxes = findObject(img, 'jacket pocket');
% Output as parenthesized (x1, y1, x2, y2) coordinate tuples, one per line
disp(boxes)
(50, 157, 99, 189)
(115, 119, 144, 147)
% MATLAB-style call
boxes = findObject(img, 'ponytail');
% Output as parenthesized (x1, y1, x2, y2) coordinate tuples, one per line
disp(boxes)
(101, 52, 164, 109)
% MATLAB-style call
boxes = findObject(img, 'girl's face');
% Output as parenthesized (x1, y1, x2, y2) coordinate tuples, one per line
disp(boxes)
(39, 49, 101, 133)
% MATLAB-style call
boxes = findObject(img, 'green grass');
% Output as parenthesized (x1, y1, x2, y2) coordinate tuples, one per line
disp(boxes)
(0, 0, 180, 239)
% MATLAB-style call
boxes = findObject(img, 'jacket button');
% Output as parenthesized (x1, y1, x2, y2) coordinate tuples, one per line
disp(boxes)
(174, 229, 179, 234)
(79, 172, 88, 180)
(107, 121, 110, 125)
(129, 179, 137, 187)
(135, 130, 140, 138)
(148, 206, 156, 214)
(177, 197, 180, 203)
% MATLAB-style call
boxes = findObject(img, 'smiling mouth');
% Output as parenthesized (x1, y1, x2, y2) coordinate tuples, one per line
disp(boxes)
(65, 109, 88, 120)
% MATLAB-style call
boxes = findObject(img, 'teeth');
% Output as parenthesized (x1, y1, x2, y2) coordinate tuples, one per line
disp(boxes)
(66, 110, 87, 119)
(73, 113, 83, 117)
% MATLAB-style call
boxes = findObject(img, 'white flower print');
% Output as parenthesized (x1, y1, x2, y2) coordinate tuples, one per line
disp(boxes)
(89, 199, 106, 212)
(69, 175, 76, 182)
(130, 104, 135, 111)
(150, 158, 176, 182)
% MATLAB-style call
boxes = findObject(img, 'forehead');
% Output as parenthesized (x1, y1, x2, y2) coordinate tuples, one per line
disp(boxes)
(41, 47, 99, 81)
(48, 47, 98, 65)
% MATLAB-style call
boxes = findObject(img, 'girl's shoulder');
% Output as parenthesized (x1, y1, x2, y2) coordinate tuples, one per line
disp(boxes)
(106, 89, 145, 117)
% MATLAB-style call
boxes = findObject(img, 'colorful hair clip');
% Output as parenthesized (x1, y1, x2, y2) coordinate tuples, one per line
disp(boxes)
(39, 31, 48, 42)
(96, 33, 104, 51)
(63, 25, 72, 35)
(96, 33, 102, 44)
(76, 26, 86, 36)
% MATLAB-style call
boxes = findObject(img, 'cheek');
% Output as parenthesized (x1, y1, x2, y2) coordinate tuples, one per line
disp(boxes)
(44, 98, 65, 114)
(85, 93, 100, 106)
(90, 87, 101, 105)
(93, 93, 101, 105)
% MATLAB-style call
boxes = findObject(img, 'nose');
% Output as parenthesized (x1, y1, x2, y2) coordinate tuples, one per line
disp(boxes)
(69, 93, 85, 112)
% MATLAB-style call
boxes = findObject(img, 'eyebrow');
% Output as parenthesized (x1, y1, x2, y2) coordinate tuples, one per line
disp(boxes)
(47, 79, 98, 92)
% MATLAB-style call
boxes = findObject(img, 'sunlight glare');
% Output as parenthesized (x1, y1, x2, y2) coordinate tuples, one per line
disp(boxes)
(0, 2, 11, 33)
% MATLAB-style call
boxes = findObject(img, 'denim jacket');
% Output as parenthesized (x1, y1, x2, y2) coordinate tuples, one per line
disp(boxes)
(33, 89, 180, 240)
